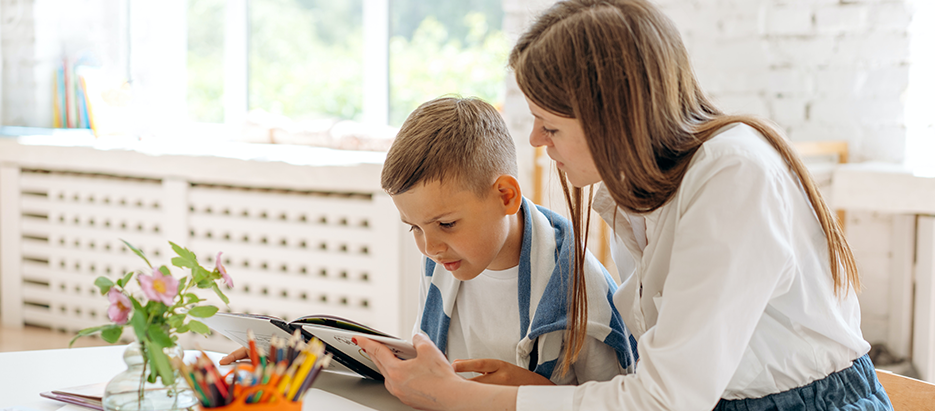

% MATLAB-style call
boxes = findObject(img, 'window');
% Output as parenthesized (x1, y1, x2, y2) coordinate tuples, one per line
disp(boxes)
(250, 0, 365, 122)
(388, 1, 508, 126)
(186, 0, 507, 131)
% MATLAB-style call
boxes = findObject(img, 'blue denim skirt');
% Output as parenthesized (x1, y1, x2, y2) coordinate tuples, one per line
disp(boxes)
(713, 355, 892, 411)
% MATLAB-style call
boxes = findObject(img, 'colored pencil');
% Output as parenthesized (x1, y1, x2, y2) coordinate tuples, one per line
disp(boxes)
(178, 334, 330, 406)
(247, 329, 260, 367)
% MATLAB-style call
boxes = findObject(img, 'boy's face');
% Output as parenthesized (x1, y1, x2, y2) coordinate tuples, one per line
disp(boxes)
(392, 179, 519, 281)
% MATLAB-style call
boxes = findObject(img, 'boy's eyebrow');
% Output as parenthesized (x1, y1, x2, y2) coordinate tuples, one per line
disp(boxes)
(400, 211, 456, 225)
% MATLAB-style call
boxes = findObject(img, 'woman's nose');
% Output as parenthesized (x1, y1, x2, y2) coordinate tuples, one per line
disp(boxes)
(529, 129, 550, 148)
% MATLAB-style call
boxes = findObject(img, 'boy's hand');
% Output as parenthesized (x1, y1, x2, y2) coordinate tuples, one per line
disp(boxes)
(453, 359, 555, 386)
(219, 346, 248, 365)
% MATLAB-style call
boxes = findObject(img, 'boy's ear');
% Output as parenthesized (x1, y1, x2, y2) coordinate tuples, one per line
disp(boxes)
(493, 175, 522, 215)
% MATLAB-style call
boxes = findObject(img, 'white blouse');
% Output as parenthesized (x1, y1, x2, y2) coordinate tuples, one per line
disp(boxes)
(516, 124, 870, 410)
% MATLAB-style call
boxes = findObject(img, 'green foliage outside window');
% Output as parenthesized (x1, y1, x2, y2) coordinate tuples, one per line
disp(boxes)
(187, 0, 507, 128)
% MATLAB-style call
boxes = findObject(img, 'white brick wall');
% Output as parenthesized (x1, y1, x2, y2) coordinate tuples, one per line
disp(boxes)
(502, 0, 915, 169)
(670, 0, 912, 164)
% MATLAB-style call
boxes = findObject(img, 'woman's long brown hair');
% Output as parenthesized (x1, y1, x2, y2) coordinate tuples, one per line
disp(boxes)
(509, 0, 859, 376)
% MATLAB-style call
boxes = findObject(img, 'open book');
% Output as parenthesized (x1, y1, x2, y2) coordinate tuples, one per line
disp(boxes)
(202, 312, 416, 380)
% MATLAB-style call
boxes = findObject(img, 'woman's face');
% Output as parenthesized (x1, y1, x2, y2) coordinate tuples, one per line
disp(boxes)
(525, 97, 602, 187)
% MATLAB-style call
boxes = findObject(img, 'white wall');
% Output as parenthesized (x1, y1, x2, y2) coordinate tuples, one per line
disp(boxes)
(501, 0, 917, 353)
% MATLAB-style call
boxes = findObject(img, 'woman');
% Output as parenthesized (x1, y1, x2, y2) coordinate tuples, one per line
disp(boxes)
(356, 0, 893, 409)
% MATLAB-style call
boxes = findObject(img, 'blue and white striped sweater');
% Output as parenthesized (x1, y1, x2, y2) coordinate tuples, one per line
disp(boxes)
(418, 197, 638, 381)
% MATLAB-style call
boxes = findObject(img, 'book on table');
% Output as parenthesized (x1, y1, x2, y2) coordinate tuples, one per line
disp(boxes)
(39, 382, 105, 411)
(202, 312, 416, 381)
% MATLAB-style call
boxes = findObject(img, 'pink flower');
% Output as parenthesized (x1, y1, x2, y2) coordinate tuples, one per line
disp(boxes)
(107, 287, 131, 324)
(216, 252, 233, 288)
(139, 267, 179, 305)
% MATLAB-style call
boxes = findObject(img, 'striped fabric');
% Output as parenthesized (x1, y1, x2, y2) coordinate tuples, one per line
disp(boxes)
(419, 197, 638, 381)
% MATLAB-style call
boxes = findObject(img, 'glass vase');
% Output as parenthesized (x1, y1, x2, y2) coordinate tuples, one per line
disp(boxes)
(102, 341, 200, 411)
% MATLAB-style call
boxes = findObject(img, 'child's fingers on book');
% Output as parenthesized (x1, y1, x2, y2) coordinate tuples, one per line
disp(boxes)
(452, 358, 498, 374)
(469, 372, 514, 386)
(218, 346, 248, 365)
(468, 361, 554, 386)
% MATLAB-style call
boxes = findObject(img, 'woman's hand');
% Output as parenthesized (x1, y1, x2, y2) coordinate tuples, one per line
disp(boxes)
(355, 333, 519, 411)
(218, 346, 248, 365)
(355, 333, 460, 409)
(453, 359, 555, 386)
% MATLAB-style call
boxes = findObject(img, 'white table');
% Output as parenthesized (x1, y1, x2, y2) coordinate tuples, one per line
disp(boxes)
(0, 345, 416, 411)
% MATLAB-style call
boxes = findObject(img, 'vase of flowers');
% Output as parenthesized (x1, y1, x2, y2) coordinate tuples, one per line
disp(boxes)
(71, 240, 233, 411)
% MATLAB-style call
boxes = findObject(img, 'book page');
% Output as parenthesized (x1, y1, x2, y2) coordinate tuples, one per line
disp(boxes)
(201, 312, 293, 354)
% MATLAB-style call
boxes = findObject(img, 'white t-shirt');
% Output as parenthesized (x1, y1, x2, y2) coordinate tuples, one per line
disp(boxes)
(447, 266, 522, 377)
(516, 124, 870, 410)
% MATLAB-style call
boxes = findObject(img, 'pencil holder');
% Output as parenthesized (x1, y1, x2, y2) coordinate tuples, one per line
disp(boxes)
(204, 385, 302, 411)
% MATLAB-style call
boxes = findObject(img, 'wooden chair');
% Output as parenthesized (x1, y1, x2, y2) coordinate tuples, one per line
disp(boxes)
(876, 370, 935, 410)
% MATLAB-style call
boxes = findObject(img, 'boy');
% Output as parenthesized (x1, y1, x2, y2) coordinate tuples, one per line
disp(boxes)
(224, 97, 635, 385)
(379, 96, 635, 385)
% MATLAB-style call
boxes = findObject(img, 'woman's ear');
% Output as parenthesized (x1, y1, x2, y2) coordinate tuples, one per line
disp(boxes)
(493, 175, 523, 215)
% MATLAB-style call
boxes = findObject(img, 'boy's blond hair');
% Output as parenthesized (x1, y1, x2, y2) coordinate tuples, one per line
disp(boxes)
(381, 96, 518, 197)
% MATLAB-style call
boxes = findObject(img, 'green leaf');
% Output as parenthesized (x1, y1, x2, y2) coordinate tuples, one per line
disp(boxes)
(171, 256, 195, 269)
(178, 277, 188, 292)
(188, 305, 218, 318)
(211, 283, 230, 305)
(101, 325, 124, 343)
(145, 340, 175, 386)
(93, 276, 114, 295)
(176, 323, 190, 333)
(187, 320, 210, 334)
(192, 266, 213, 285)
(129, 295, 144, 312)
(147, 324, 174, 347)
(116, 272, 134, 288)
(69, 325, 107, 347)
(196, 279, 213, 289)
(129, 310, 147, 341)
(167, 314, 185, 328)
(120, 239, 152, 268)
(169, 241, 198, 264)
(184, 293, 203, 304)
(158, 265, 172, 277)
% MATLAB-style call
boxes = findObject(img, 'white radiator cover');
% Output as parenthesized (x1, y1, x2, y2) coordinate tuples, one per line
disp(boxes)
(0, 136, 421, 352)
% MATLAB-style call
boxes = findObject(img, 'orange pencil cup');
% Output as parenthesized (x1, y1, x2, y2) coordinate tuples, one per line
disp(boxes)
(203, 385, 302, 411)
